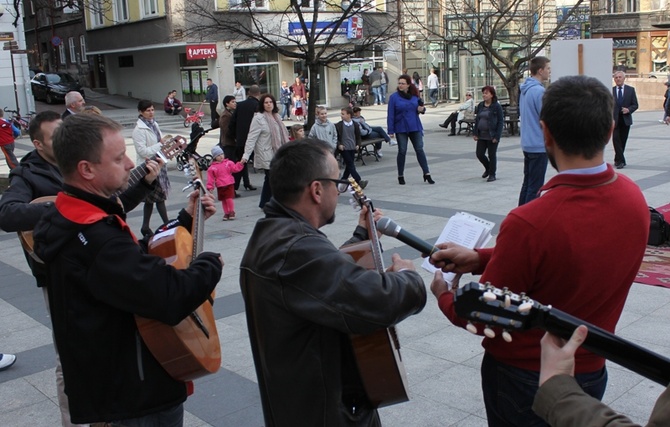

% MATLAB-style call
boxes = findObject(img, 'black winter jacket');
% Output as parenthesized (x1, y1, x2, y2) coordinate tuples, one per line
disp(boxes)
(240, 199, 426, 426)
(33, 185, 222, 423)
(0, 150, 154, 286)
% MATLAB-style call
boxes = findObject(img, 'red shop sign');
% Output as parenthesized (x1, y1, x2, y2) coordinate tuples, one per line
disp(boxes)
(186, 44, 217, 60)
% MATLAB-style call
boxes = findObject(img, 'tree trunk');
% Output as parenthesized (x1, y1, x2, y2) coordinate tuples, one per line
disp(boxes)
(305, 62, 320, 132)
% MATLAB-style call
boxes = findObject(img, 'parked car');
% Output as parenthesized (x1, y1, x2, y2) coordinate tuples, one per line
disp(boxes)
(30, 72, 85, 104)
(649, 65, 670, 79)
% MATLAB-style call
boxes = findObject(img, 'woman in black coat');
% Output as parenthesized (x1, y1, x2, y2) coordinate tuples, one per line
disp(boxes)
(473, 85, 504, 182)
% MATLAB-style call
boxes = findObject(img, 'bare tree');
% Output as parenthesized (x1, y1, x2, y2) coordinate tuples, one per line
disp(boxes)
(180, 0, 400, 128)
(402, 0, 587, 106)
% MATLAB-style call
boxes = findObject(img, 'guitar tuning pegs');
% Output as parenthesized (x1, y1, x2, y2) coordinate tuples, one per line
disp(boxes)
(483, 327, 495, 339)
(483, 291, 496, 302)
(503, 294, 511, 308)
(518, 301, 533, 313)
(466, 322, 478, 335)
(502, 330, 512, 343)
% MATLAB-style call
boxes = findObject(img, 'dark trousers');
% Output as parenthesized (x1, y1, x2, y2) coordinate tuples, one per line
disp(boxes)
(518, 151, 548, 206)
(613, 115, 630, 166)
(109, 403, 183, 426)
(223, 146, 251, 190)
(476, 139, 498, 175)
(481, 353, 607, 427)
(259, 169, 272, 209)
(443, 112, 459, 132)
(340, 149, 362, 182)
(209, 101, 220, 122)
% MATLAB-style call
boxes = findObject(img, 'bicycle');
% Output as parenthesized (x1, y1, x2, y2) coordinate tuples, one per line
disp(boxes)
(183, 102, 205, 128)
(3, 107, 35, 137)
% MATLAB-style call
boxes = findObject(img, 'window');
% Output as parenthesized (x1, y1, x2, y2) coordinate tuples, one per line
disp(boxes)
(229, 0, 266, 9)
(68, 37, 76, 63)
(59, 45, 66, 65)
(90, 0, 105, 27)
(142, 0, 158, 16)
(114, 0, 129, 21)
(80, 35, 86, 62)
(625, 0, 638, 11)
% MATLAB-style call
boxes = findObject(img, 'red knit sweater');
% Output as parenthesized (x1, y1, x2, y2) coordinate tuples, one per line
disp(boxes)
(438, 164, 649, 373)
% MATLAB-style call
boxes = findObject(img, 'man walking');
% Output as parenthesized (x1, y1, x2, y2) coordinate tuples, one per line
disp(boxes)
(427, 68, 440, 107)
(229, 85, 260, 192)
(205, 78, 220, 122)
(612, 71, 638, 169)
(518, 56, 551, 206)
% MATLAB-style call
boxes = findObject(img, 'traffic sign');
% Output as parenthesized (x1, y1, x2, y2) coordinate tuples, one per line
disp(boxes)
(3, 41, 18, 51)
(11, 50, 27, 54)
(0, 32, 14, 41)
(51, 36, 62, 47)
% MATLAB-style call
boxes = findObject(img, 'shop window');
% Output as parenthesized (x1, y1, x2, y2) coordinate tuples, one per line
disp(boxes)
(119, 55, 134, 68)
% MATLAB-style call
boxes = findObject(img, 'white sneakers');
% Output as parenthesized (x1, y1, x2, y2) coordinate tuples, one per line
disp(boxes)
(0, 353, 16, 371)
(389, 138, 397, 146)
(377, 150, 383, 158)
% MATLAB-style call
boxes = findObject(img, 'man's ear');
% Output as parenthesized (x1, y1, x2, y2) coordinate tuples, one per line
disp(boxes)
(541, 120, 554, 151)
(308, 180, 322, 204)
(77, 160, 96, 182)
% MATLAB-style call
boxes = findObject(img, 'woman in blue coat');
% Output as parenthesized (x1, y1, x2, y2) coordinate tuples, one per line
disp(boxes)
(387, 74, 435, 185)
(473, 85, 504, 182)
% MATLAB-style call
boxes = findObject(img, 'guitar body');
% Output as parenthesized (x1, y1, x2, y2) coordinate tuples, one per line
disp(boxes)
(18, 196, 56, 262)
(341, 241, 410, 407)
(135, 169, 221, 382)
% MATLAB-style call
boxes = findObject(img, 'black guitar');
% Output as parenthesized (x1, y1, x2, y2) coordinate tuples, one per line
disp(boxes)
(454, 282, 670, 386)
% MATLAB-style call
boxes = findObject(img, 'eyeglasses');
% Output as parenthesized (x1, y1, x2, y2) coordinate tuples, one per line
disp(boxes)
(314, 178, 351, 194)
(466, 94, 472, 97)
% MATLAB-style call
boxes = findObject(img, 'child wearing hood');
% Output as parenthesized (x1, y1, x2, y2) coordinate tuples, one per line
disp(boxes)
(206, 145, 245, 220)
(307, 106, 337, 151)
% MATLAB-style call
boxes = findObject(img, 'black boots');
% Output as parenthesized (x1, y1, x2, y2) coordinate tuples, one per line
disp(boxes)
(423, 174, 435, 184)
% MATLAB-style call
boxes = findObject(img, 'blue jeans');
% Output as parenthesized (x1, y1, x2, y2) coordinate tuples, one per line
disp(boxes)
(110, 403, 183, 426)
(371, 86, 381, 104)
(379, 84, 387, 104)
(481, 353, 607, 427)
(396, 131, 430, 177)
(369, 126, 390, 142)
(518, 151, 548, 206)
(429, 88, 438, 105)
(281, 102, 291, 120)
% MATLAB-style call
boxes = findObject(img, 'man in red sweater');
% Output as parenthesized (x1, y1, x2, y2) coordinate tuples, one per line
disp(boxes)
(429, 75, 649, 427)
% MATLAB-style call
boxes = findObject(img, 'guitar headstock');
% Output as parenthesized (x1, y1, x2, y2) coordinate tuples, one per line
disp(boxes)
(348, 178, 371, 211)
(454, 282, 549, 341)
(158, 135, 188, 162)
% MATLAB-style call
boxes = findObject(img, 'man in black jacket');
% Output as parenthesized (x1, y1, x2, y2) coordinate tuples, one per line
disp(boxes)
(240, 139, 426, 426)
(228, 84, 260, 193)
(0, 111, 161, 426)
(31, 114, 223, 425)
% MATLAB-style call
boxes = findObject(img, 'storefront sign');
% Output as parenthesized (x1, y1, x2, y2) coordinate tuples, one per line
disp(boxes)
(613, 37, 637, 49)
(288, 21, 347, 36)
(186, 44, 217, 60)
(348, 17, 363, 39)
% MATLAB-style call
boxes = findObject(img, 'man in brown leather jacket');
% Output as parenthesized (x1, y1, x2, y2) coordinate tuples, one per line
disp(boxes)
(240, 139, 427, 426)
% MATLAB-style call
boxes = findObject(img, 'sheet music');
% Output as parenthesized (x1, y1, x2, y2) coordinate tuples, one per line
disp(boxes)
(421, 212, 495, 284)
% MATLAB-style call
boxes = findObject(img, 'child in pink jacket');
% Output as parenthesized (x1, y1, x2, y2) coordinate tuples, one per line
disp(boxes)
(206, 146, 245, 220)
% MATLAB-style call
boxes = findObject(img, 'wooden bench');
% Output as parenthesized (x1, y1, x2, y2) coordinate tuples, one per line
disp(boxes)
(458, 118, 475, 136)
(357, 137, 384, 165)
(503, 105, 519, 136)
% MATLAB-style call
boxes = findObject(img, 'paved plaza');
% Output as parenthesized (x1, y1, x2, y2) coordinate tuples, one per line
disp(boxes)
(0, 96, 669, 426)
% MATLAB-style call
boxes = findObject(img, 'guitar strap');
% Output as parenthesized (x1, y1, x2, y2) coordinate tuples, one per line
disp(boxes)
(55, 192, 138, 244)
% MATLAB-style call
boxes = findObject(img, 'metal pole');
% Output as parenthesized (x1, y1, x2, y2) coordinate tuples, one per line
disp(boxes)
(10, 51, 20, 114)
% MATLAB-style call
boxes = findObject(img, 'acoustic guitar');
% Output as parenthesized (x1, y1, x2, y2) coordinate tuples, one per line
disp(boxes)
(18, 135, 188, 263)
(135, 158, 221, 381)
(454, 281, 670, 386)
(342, 179, 410, 408)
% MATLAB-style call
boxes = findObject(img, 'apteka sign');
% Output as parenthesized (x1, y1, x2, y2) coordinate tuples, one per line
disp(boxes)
(186, 44, 217, 60)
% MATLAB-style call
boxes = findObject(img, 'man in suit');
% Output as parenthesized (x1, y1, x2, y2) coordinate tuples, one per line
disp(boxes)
(61, 91, 85, 119)
(228, 85, 260, 193)
(612, 71, 638, 169)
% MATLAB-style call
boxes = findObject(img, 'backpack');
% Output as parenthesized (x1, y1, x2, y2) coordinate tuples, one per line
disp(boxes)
(648, 207, 670, 246)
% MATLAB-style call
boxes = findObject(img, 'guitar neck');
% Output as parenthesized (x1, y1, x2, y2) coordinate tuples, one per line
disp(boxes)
(536, 308, 670, 386)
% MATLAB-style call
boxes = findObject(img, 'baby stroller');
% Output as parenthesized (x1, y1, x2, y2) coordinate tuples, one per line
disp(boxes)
(355, 85, 369, 106)
(176, 123, 214, 172)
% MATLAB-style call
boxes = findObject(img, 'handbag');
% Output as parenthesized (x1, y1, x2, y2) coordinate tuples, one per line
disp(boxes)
(648, 207, 670, 246)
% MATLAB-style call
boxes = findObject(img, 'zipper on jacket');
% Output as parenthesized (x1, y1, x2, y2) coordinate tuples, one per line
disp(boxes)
(135, 331, 145, 381)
